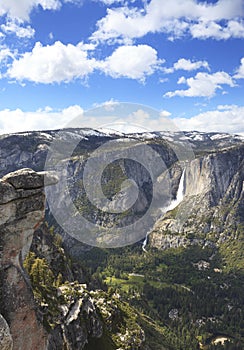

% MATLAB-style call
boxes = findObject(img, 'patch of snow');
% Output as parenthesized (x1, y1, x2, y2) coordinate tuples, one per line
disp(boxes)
(97, 127, 125, 137)
(39, 132, 53, 140)
(210, 133, 229, 140)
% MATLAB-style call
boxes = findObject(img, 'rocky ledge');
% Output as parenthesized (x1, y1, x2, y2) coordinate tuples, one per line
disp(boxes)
(0, 168, 58, 350)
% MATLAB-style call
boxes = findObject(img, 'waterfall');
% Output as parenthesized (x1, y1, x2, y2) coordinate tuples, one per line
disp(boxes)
(164, 168, 185, 212)
(142, 230, 150, 252)
(142, 169, 185, 252)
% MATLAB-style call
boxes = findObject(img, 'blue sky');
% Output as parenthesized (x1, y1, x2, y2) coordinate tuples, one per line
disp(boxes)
(0, 0, 244, 134)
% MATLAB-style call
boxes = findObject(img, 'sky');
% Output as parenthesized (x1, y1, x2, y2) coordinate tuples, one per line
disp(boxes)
(0, 0, 244, 135)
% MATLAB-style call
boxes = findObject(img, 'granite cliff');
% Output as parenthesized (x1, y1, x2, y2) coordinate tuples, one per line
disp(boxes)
(149, 143, 244, 249)
(0, 168, 57, 350)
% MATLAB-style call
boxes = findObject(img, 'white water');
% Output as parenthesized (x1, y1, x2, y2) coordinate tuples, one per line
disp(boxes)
(142, 229, 151, 252)
(164, 169, 185, 212)
(142, 169, 185, 252)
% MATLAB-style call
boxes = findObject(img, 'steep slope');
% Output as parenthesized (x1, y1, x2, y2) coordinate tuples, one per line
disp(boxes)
(150, 144, 244, 249)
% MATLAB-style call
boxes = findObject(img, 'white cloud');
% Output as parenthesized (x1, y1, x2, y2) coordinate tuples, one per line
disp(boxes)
(174, 58, 210, 71)
(163, 58, 210, 74)
(1, 19, 35, 38)
(164, 71, 235, 98)
(0, 0, 87, 22)
(0, 46, 16, 78)
(100, 44, 161, 81)
(7, 41, 97, 83)
(0, 0, 61, 21)
(0, 46, 16, 63)
(93, 99, 120, 111)
(96, 0, 125, 4)
(0, 104, 171, 135)
(159, 77, 169, 83)
(234, 57, 244, 79)
(69, 106, 176, 133)
(190, 20, 244, 40)
(49, 32, 54, 40)
(0, 105, 83, 135)
(91, 0, 244, 42)
(0, 104, 242, 136)
(7, 42, 161, 83)
(173, 105, 244, 134)
(160, 110, 171, 117)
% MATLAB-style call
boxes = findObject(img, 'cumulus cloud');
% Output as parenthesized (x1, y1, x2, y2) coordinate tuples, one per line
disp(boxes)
(0, 105, 83, 135)
(100, 44, 161, 80)
(234, 57, 244, 79)
(0, 0, 87, 22)
(164, 71, 235, 98)
(163, 58, 210, 74)
(91, 0, 244, 42)
(190, 20, 244, 40)
(1, 19, 35, 38)
(173, 105, 244, 134)
(6, 42, 161, 83)
(7, 41, 97, 83)
(0, 0, 61, 21)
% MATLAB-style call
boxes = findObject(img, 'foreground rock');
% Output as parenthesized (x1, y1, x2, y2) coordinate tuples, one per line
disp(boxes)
(0, 314, 13, 350)
(0, 168, 58, 350)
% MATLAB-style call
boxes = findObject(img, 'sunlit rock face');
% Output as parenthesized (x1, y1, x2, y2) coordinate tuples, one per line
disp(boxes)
(0, 168, 58, 350)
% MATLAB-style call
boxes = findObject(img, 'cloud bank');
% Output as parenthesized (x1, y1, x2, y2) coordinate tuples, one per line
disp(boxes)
(0, 104, 243, 136)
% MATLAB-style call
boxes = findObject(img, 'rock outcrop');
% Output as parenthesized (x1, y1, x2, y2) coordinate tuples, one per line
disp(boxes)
(0, 168, 58, 350)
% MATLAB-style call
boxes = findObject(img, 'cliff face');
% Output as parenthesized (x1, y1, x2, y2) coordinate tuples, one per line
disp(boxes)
(0, 168, 56, 350)
(150, 144, 244, 249)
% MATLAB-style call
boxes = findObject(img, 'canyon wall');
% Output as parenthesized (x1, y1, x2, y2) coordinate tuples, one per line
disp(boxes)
(150, 145, 244, 249)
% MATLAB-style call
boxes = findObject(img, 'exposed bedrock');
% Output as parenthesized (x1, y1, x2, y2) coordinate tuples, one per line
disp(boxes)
(0, 168, 58, 350)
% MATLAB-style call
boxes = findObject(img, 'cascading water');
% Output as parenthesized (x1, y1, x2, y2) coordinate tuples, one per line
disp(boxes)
(142, 169, 185, 252)
(164, 168, 185, 212)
